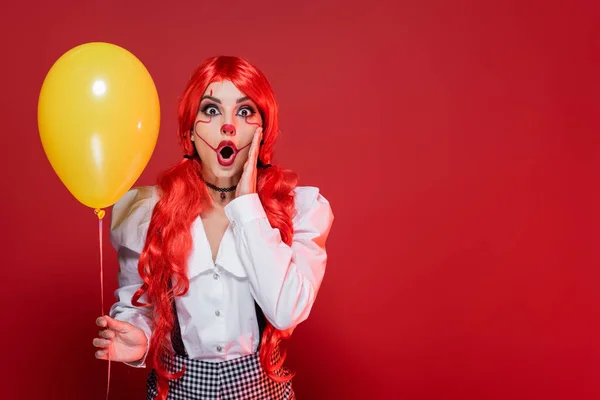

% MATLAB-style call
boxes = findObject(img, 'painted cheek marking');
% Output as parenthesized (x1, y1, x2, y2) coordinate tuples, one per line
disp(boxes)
(244, 116, 262, 127)
(237, 141, 252, 151)
(242, 116, 262, 151)
(196, 115, 212, 124)
(193, 120, 218, 151)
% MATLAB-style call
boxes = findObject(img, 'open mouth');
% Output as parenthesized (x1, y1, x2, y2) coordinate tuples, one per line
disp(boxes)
(219, 146, 234, 159)
(216, 141, 237, 166)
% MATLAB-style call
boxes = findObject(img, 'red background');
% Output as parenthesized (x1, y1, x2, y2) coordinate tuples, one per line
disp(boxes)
(1, 1, 598, 399)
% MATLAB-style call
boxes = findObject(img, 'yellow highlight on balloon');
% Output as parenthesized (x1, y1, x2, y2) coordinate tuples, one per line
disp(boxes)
(38, 42, 160, 209)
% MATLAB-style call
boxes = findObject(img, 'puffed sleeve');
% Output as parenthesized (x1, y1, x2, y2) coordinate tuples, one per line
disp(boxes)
(223, 186, 334, 331)
(108, 185, 159, 368)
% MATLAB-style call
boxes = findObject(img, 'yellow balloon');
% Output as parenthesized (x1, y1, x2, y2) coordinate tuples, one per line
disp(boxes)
(38, 42, 160, 209)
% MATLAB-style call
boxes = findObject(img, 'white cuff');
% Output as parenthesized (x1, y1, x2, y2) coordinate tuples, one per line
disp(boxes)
(224, 193, 268, 226)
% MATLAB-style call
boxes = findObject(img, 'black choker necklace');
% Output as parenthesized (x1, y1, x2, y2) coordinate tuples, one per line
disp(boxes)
(203, 180, 236, 201)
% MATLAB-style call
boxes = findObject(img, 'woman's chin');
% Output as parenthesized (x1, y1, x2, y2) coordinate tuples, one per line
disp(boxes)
(208, 164, 242, 179)
(199, 155, 245, 180)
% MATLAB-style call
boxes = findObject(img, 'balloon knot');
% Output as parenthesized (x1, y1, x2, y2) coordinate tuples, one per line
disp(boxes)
(95, 208, 106, 220)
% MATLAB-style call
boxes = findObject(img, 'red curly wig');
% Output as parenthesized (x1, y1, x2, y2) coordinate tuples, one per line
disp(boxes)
(131, 56, 298, 400)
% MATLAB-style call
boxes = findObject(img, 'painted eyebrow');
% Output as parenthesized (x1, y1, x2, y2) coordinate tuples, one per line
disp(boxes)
(200, 96, 252, 104)
(200, 95, 221, 104)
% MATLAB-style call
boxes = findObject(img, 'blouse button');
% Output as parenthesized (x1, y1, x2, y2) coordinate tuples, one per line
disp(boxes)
(215, 310, 221, 317)
(216, 345, 223, 352)
(213, 273, 219, 280)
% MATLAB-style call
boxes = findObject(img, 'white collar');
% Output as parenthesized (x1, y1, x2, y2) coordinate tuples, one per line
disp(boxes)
(187, 217, 247, 278)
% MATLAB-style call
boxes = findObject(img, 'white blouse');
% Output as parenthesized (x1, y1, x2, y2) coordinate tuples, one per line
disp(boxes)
(108, 185, 334, 367)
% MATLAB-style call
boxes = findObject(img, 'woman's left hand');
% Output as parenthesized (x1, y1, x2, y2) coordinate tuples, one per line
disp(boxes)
(236, 127, 262, 198)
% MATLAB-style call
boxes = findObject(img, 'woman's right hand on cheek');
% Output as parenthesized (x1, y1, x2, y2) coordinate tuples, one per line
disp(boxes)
(94, 315, 148, 363)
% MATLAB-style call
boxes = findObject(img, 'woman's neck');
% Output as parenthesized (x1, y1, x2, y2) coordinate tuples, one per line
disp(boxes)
(201, 169, 240, 206)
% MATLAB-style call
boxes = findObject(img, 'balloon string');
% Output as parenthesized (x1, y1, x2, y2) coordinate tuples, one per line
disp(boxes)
(96, 209, 111, 400)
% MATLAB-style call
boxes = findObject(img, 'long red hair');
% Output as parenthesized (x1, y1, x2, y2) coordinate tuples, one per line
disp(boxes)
(132, 56, 298, 399)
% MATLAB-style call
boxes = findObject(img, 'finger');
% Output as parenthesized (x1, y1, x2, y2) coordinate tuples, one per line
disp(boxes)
(99, 330, 115, 340)
(96, 316, 107, 328)
(250, 128, 262, 162)
(93, 338, 112, 348)
(95, 349, 109, 360)
(103, 315, 128, 333)
(254, 127, 262, 149)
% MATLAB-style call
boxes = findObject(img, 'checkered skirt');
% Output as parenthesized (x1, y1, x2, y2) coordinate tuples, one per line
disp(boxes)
(146, 351, 295, 400)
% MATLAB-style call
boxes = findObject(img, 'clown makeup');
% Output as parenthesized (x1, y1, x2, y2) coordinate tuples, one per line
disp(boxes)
(191, 80, 263, 185)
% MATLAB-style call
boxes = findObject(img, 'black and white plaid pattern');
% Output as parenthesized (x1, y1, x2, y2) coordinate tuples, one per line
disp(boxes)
(146, 351, 295, 400)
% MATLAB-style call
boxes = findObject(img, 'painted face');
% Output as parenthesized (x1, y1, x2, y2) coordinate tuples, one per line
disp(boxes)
(191, 80, 263, 179)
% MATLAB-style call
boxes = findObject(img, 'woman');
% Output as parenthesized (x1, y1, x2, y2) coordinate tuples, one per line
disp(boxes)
(92, 55, 334, 400)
